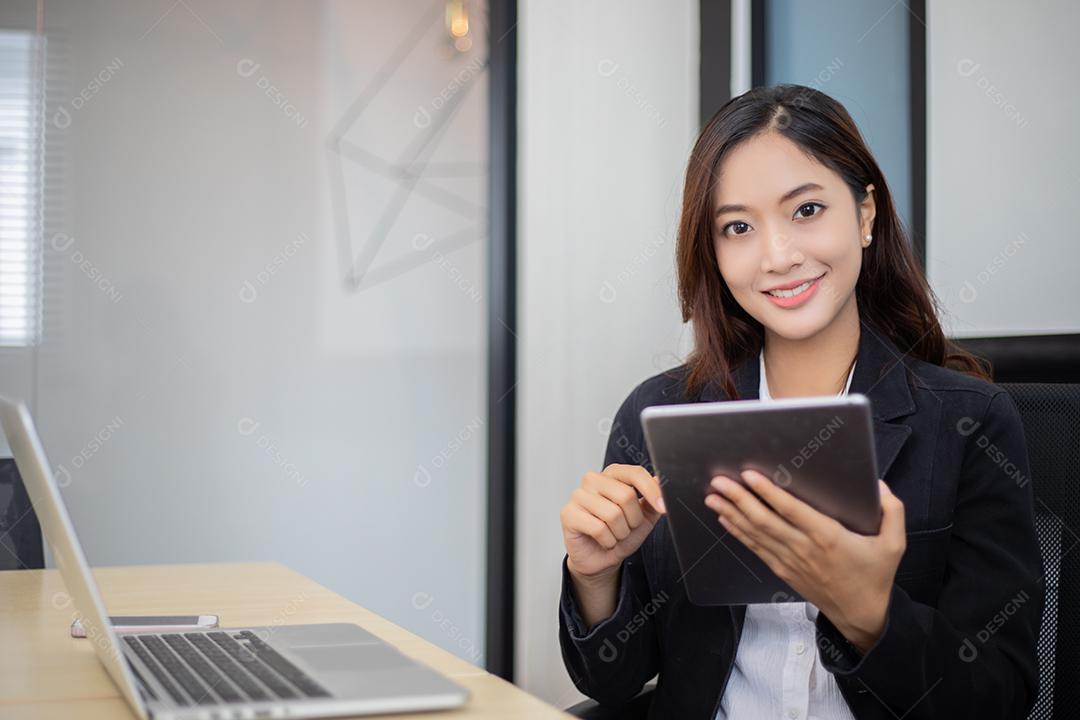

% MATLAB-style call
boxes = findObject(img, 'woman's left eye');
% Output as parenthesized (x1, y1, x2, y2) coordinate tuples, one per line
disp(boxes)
(794, 202, 824, 219)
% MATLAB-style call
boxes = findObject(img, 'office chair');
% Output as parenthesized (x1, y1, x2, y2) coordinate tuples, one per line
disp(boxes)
(0, 458, 44, 570)
(567, 383, 1080, 720)
(1004, 383, 1080, 719)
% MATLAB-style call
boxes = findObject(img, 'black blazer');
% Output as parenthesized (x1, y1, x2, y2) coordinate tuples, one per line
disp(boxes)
(559, 318, 1044, 719)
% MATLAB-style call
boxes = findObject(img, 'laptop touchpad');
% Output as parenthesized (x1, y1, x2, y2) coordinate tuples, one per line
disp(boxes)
(291, 644, 413, 672)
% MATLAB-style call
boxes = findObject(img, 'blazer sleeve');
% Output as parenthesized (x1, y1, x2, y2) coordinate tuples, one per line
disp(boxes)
(558, 386, 663, 706)
(814, 390, 1045, 719)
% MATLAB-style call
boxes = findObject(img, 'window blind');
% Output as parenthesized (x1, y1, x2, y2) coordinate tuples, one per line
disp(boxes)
(0, 30, 43, 347)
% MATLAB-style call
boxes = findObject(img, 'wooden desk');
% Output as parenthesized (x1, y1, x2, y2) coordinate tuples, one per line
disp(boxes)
(0, 562, 568, 719)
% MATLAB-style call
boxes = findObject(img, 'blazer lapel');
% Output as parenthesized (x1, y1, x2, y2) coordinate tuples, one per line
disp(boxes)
(848, 320, 917, 480)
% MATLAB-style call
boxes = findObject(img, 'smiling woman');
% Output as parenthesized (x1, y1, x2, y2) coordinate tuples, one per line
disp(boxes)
(558, 84, 1044, 720)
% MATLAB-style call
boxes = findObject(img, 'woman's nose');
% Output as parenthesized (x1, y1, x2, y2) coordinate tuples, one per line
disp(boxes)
(761, 229, 803, 272)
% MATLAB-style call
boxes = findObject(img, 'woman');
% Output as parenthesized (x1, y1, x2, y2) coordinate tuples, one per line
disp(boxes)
(558, 85, 1044, 720)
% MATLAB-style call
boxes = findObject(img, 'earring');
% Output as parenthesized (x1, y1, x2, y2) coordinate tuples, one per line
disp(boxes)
(862, 234, 872, 247)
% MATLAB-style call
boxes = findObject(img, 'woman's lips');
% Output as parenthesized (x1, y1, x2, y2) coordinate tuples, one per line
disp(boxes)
(762, 272, 825, 309)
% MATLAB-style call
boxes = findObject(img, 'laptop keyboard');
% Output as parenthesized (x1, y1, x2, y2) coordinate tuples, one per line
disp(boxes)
(123, 630, 332, 706)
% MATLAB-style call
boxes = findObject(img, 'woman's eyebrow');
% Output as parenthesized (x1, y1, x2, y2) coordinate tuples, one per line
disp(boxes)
(714, 182, 825, 216)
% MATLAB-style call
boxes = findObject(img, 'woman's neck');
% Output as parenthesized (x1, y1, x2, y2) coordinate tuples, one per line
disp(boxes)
(762, 300, 860, 399)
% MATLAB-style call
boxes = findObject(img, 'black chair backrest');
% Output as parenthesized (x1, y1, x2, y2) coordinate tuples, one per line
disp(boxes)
(0, 457, 44, 570)
(1000, 383, 1080, 720)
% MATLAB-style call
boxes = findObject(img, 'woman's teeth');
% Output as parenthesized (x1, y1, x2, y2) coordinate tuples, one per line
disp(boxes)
(767, 278, 816, 298)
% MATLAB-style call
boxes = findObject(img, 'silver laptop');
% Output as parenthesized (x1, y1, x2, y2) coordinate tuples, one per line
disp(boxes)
(0, 396, 469, 720)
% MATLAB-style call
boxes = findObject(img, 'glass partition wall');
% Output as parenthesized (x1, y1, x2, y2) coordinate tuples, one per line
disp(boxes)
(0, 0, 490, 665)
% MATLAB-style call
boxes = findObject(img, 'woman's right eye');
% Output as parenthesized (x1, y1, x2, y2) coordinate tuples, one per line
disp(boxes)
(723, 221, 751, 237)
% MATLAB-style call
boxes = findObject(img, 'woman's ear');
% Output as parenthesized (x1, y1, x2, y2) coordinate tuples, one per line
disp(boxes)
(859, 183, 877, 238)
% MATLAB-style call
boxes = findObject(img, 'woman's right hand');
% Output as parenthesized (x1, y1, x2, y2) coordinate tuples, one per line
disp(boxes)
(561, 463, 667, 581)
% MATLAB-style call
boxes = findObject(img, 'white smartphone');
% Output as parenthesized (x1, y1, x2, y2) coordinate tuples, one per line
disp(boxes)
(70, 614, 219, 637)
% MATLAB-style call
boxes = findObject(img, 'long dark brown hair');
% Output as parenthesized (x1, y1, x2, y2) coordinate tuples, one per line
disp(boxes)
(677, 84, 990, 400)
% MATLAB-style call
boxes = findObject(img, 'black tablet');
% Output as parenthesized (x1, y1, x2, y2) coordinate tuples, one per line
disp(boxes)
(640, 394, 880, 606)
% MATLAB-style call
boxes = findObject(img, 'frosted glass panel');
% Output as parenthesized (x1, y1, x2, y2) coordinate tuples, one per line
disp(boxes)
(2, 0, 488, 665)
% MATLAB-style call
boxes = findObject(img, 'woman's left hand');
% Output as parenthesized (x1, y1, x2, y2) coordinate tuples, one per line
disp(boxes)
(704, 470, 907, 654)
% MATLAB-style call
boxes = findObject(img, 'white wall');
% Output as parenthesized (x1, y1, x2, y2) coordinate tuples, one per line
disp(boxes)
(927, 0, 1080, 337)
(19, 0, 489, 665)
(516, 0, 699, 706)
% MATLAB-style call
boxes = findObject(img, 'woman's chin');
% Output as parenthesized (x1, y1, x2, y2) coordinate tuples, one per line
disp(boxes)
(758, 307, 834, 341)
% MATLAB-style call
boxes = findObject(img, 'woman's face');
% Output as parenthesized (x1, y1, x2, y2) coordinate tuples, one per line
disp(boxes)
(712, 131, 876, 341)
